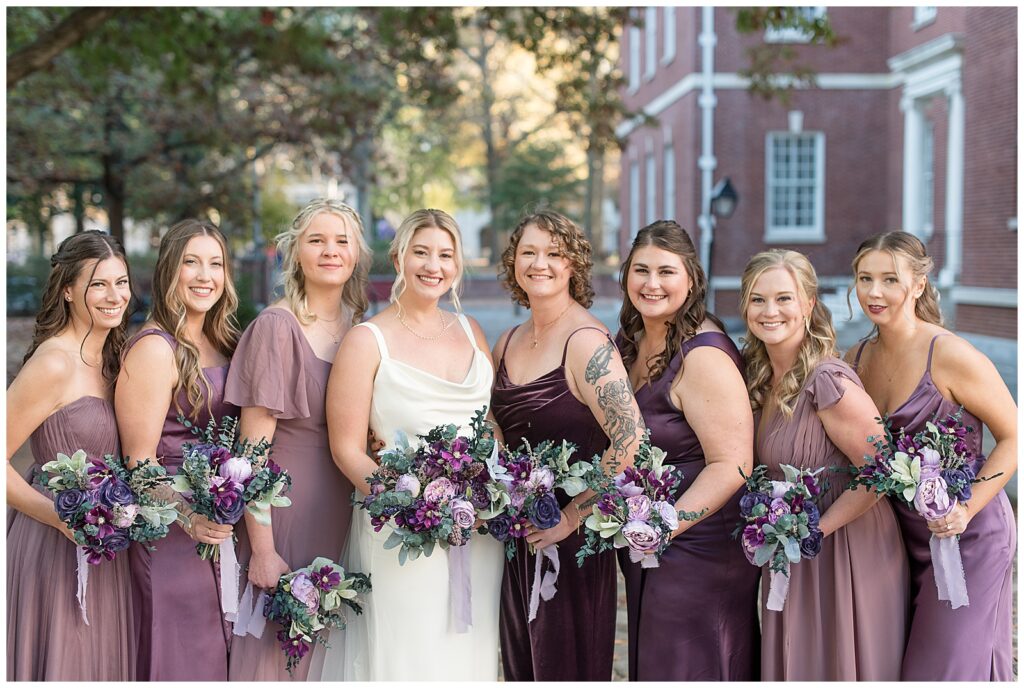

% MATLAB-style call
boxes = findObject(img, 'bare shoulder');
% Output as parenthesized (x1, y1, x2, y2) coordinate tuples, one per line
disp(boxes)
(462, 315, 491, 352)
(693, 318, 725, 336)
(121, 330, 175, 368)
(932, 332, 992, 377)
(16, 343, 75, 390)
(492, 326, 515, 360)
(565, 326, 618, 380)
(338, 322, 381, 354)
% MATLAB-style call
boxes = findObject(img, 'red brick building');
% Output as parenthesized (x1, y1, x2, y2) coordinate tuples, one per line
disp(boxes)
(617, 6, 1017, 358)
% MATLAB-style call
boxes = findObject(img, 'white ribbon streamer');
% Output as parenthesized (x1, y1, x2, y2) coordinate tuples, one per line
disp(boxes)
(448, 542, 473, 633)
(219, 539, 240, 616)
(76, 546, 90, 625)
(527, 544, 560, 622)
(765, 567, 791, 612)
(930, 534, 970, 609)
(231, 581, 269, 638)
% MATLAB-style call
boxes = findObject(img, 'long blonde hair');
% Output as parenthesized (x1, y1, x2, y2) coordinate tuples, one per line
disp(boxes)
(150, 219, 239, 420)
(849, 231, 944, 336)
(740, 249, 837, 418)
(275, 199, 371, 326)
(388, 209, 464, 313)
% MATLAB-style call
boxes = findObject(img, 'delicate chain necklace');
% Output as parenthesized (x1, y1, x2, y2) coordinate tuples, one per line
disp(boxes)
(314, 317, 344, 344)
(397, 308, 452, 341)
(530, 302, 573, 348)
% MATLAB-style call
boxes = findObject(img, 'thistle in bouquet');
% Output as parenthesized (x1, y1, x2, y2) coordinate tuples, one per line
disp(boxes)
(848, 409, 999, 608)
(733, 463, 826, 611)
(170, 414, 292, 561)
(262, 558, 371, 676)
(576, 433, 706, 569)
(358, 407, 495, 564)
(39, 449, 179, 622)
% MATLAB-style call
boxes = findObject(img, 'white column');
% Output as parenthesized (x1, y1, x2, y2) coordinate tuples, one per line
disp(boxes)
(900, 95, 923, 236)
(698, 6, 717, 308)
(939, 80, 965, 287)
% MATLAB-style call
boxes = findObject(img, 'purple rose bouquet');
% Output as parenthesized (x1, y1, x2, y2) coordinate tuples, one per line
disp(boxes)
(848, 409, 999, 608)
(576, 434, 706, 569)
(230, 557, 370, 676)
(733, 463, 825, 611)
(358, 408, 496, 565)
(39, 449, 178, 623)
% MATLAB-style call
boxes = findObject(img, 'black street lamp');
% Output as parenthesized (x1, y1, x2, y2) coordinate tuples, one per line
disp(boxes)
(710, 177, 738, 219)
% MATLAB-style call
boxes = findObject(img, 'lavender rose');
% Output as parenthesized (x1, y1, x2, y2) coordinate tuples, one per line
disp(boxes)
(112, 503, 140, 528)
(625, 494, 652, 522)
(290, 572, 321, 612)
(450, 499, 476, 530)
(652, 500, 679, 531)
(613, 472, 645, 498)
(770, 480, 793, 499)
(218, 456, 253, 483)
(913, 475, 954, 520)
(423, 477, 456, 504)
(55, 488, 87, 522)
(99, 478, 135, 507)
(799, 529, 823, 558)
(621, 520, 660, 554)
(525, 466, 555, 492)
(918, 447, 942, 480)
(767, 497, 791, 524)
(527, 492, 561, 530)
(395, 474, 421, 498)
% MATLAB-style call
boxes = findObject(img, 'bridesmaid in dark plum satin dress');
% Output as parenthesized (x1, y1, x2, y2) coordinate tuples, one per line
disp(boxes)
(7, 232, 135, 680)
(491, 210, 648, 681)
(849, 232, 1016, 681)
(615, 221, 759, 681)
(115, 220, 240, 680)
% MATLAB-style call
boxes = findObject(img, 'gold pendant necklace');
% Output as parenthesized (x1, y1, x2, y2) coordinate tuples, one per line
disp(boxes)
(530, 302, 573, 348)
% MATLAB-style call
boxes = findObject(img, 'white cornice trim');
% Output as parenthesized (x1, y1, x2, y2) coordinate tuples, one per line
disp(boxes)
(617, 72, 900, 138)
(888, 33, 963, 73)
(949, 286, 1018, 308)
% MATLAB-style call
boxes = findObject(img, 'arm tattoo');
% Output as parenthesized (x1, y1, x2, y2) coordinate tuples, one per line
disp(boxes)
(595, 378, 645, 472)
(585, 341, 614, 384)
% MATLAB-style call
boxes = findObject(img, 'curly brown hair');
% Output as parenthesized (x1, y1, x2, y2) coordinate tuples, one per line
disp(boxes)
(499, 210, 595, 308)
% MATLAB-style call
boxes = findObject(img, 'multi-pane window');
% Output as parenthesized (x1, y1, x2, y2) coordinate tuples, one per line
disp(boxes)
(629, 161, 641, 238)
(644, 7, 657, 81)
(628, 22, 640, 91)
(765, 7, 827, 43)
(663, 7, 676, 64)
(765, 132, 825, 242)
(913, 6, 937, 28)
(663, 145, 675, 220)
(645, 152, 657, 224)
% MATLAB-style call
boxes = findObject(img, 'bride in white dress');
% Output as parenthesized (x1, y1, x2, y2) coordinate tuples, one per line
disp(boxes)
(319, 209, 504, 681)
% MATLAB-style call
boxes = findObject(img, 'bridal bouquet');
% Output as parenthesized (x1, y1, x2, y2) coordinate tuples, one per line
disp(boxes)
(231, 557, 371, 676)
(478, 438, 588, 621)
(171, 414, 291, 615)
(734, 463, 825, 611)
(576, 434, 705, 569)
(848, 409, 997, 609)
(359, 408, 496, 564)
(39, 449, 178, 623)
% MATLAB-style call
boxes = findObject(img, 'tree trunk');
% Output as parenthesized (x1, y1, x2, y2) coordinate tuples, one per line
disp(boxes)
(7, 8, 121, 88)
(582, 143, 597, 244)
(591, 149, 606, 259)
(351, 134, 374, 240)
(472, 22, 502, 263)
(72, 182, 85, 233)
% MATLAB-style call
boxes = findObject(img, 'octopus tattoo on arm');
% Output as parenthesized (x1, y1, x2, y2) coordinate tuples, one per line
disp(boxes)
(585, 341, 645, 472)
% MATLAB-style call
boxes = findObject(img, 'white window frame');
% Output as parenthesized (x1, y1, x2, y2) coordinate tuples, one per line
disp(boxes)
(765, 7, 827, 44)
(663, 144, 675, 220)
(764, 131, 826, 243)
(662, 7, 676, 65)
(912, 7, 937, 30)
(644, 6, 657, 81)
(628, 21, 641, 93)
(629, 160, 641, 238)
(920, 120, 935, 238)
(645, 152, 657, 225)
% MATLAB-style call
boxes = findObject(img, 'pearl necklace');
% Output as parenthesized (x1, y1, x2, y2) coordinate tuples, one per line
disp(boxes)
(398, 308, 452, 341)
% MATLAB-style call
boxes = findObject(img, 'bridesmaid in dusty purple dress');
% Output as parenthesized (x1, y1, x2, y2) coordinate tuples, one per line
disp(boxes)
(615, 221, 759, 681)
(491, 210, 648, 681)
(7, 232, 135, 680)
(742, 249, 908, 680)
(115, 219, 240, 680)
(225, 199, 370, 681)
(848, 232, 1016, 681)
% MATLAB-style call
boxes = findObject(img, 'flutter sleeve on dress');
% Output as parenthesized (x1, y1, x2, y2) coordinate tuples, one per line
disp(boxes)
(804, 358, 864, 412)
(224, 309, 310, 420)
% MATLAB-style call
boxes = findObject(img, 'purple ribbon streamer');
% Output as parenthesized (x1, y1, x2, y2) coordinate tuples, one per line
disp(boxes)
(449, 541, 472, 633)
(929, 534, 970, 609)
(527, 544, 561, 622)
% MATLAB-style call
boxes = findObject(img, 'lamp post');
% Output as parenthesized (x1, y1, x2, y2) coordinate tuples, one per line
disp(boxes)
(706, 176, 738, 311)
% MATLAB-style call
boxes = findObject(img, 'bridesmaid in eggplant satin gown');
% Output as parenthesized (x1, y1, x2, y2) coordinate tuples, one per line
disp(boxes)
(615, 221, 759, 681)
(491, 210, 648, 681)
(7, 232, 135, 680)
(116, 220, 239, 680)
(849, 232, 1016, 681)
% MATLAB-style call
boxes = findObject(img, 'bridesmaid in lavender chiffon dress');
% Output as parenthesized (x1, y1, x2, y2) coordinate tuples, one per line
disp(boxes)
(491, 211, 648, 681)
(742, 250, 908, 680)
(849, 232, 1016, 681)
(7, 232, 135, 680)
(226, 200, 368, 681)
(615, 221, 759, 681)
(115, 220, 240, 680)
